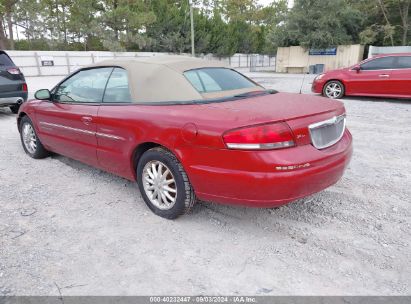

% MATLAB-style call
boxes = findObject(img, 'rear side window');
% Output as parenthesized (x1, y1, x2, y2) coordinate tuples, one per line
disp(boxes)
(0, 52, 14, 66)
(395, 56, 411, 69)
(361, 57, 395, 70)
(184, 68, 257, 93)
(103, 68, 132, 103)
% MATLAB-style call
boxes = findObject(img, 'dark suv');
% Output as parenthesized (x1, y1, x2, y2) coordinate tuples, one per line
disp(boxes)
(0, 51, 27, 113)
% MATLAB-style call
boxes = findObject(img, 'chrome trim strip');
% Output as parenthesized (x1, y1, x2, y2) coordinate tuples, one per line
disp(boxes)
(309, 116, 338, 129)
(308, 115, 346, 150)
(39, 121, 125, 141)
(39, 121, 95, 135)
(96, 132, 125, 141)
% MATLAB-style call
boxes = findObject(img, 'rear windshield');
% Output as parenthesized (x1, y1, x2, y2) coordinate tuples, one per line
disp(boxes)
(0, 52, 14, 66)
(184, 68, 257, 93)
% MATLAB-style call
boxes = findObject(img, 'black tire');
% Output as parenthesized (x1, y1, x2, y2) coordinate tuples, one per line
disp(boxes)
(10, 104, 20, 114)
(19, 116, 49, 159)
(323, 80, 345, 99)
(137, 147, 196, 219)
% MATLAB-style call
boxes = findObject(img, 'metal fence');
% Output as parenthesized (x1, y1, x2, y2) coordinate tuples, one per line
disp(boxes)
(368, 45, 411, 58)
(203, 53, 275, 71)
(6, 51, 275, 77)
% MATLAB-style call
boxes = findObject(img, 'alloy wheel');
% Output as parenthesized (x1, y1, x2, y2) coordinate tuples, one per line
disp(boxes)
(22, 123, 37, 154)
(142, 160, 177, 210)
(325, 82, 343, 99)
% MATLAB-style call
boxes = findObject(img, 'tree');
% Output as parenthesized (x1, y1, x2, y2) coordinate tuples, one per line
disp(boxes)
(5, 0, 408, 55)
(4, 0, 17, 49)
(267, 0, 364, 49)
(207, 9, 236, 56)
(12, 0, 47, 48)
(221, 0, 260, 23)
(0, 0, 18, 49)
(397, 0, 411, 45)
(83, 0, 155, 51)
(257, 0, 289, 54)
(0, 19, 6, 50)
(0, 1, 7, 49)
(146, 0, 211, 54)
(352, 0, 410, 46)
(66, 0, 101, 50)
(376, 0, 410, 45)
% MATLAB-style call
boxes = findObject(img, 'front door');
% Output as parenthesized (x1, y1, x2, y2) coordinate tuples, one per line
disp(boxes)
(35, 67, 113, 167)
(346, 56, 395, 96)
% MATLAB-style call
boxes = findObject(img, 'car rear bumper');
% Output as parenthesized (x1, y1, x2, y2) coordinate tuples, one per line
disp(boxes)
(185, 130, 353, 207)
(0, 91, 27, 106)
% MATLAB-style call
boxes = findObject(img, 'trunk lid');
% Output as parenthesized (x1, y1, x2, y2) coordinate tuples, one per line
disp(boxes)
(192, 92, 345, 148)
(201, 92, 344, 124)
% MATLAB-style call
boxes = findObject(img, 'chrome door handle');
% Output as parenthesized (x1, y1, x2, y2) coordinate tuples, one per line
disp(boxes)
(379, 74, 390, 78)
(81, 116, 93, 125)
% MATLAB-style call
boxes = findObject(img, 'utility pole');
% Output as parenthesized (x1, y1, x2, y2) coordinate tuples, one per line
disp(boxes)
(189, 0, 195, 57)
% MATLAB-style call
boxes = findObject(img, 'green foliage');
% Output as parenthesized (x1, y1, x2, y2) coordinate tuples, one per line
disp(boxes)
(266, 0, 364, 50)
(1, 0, 409, 54)
(145, 0, 192, 53)
(354, 0, 410, 46)
(265, 0, 410, 51)
(208, 11, 236, 57)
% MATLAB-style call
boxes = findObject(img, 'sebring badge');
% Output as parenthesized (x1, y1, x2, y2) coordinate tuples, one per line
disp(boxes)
(275, 163, 311, 171)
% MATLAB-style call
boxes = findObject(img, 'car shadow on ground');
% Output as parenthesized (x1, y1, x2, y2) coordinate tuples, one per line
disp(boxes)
(50, 152, 319, 223)
(0, 108, 15, 118)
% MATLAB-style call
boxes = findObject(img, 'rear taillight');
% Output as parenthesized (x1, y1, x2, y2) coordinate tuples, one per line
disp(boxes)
(223, 122, 295, 150)
(7, 67, 21, 75)
(22, 83, 28, 92)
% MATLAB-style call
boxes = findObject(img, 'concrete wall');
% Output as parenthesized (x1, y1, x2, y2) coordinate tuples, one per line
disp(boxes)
(5, 50, 275, 77)
(368, 45, 411, 58)
(276, 44, 365, 73)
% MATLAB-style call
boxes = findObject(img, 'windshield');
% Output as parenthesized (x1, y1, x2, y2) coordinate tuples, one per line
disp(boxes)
(184, 68, 259, 94)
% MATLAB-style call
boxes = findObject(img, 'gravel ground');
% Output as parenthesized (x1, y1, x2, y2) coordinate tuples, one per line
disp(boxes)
(0, 73, 410, 296)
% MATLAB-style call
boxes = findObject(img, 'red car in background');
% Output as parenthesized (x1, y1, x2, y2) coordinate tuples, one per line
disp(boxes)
(312, 53, 411, 99)
(18, 56, 352, 219)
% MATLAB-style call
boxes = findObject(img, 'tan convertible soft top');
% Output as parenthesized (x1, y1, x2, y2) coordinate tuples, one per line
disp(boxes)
(88, 56, 261, 103)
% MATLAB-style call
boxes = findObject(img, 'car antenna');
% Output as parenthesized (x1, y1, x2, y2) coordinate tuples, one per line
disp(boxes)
(299, 54, 311, 94)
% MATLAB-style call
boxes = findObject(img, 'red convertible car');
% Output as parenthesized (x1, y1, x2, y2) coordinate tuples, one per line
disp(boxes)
(18, 56, 352, 219)
(312, 53, 411, 99)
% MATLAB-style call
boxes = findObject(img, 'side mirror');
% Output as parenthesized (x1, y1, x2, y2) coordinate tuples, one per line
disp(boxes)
(34, 89, 51, 100)
(352, 65, 361, 73)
